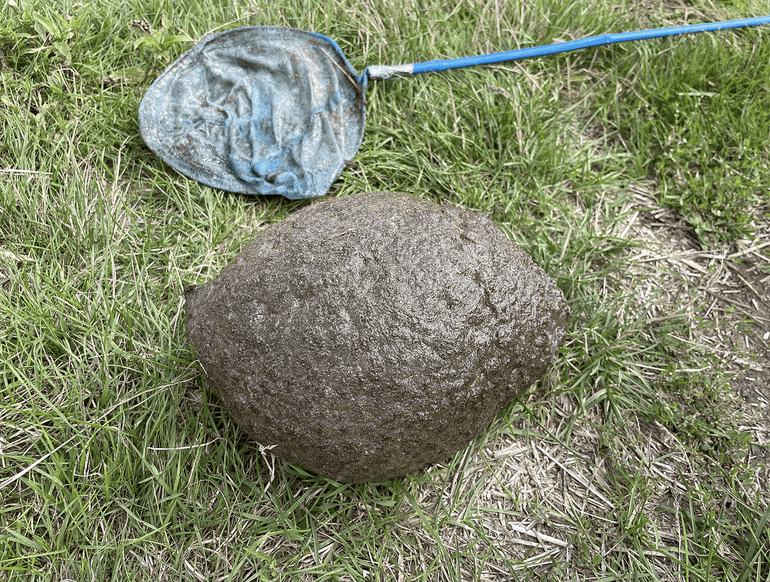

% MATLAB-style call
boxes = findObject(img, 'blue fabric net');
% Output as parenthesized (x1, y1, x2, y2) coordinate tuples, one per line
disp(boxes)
(139, 27, 366, 199)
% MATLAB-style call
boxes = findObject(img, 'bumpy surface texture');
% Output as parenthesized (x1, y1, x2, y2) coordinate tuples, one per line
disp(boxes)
(185, 192, 569, 482)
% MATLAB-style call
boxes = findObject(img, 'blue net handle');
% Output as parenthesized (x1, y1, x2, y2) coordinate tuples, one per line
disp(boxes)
(364, 15, 770, 80)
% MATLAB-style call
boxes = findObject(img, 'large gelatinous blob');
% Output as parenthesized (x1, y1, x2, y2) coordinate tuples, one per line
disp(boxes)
(185, 192, 569, 482)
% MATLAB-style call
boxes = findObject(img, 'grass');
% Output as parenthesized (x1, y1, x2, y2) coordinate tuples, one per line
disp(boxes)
(1, 0, 769, 579)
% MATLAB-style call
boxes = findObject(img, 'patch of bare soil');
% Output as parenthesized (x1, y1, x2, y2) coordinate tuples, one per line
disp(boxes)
(623, 182, 768, 427)
(616, 182, 769, 479)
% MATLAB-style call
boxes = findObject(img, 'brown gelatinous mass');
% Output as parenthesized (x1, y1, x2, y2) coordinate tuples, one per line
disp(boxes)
(185, 192, 569, 482)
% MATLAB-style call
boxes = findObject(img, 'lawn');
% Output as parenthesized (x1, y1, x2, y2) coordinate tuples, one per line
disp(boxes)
(1, 0, 769, 580)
